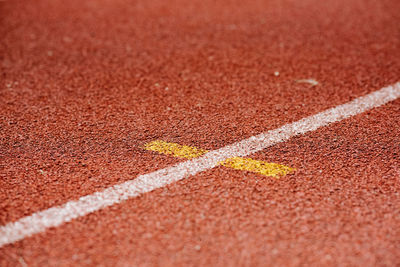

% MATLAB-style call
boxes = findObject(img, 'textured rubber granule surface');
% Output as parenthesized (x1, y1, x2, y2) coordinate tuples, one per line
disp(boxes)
(1, 0, 400, 266)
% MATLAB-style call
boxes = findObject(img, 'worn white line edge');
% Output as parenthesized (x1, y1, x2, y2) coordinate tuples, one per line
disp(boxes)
(1, 82, 399, 248)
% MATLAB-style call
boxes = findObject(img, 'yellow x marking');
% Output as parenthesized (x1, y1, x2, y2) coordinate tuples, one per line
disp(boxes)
(144, 140, 294, 178)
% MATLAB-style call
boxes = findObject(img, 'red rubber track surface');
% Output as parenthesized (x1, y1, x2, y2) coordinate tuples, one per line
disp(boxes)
(1, 0, 399, 265)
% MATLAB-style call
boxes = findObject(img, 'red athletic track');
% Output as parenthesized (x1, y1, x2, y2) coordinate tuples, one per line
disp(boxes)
(1, 0, 399, 265)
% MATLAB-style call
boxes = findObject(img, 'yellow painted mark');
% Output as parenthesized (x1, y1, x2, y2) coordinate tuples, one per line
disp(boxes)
(220, 157, 294, 178)
(145, 140, 208, 159)
(145, 140, 295, 177)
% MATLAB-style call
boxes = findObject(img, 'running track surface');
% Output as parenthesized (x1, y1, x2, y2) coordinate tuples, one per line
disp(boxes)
(1, 0, 400, 266)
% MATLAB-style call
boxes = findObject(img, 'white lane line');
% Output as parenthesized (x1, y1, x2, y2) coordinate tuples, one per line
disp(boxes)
(1, 82, 399, 247)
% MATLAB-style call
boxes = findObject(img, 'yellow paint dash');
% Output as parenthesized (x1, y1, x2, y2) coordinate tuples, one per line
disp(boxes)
(220, 157, 294, 178)
(145, 140, 208, 159)
(145, 140, 294, 177)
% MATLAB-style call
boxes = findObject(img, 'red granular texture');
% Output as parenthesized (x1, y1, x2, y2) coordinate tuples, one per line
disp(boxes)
(1, 0, 399, 265)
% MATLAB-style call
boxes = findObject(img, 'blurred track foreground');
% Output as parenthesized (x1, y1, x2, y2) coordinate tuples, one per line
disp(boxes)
(1, 0, 400, 266)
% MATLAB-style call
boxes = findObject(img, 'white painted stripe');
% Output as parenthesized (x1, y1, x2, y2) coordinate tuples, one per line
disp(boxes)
(1, 82, 399, 247)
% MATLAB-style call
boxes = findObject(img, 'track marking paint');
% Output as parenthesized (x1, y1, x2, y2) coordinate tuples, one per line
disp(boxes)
(220, 157, 293, 177)
(145, 140, 293, 177)
(145, 140, 208, 159)
(1, 82, 399, 248)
